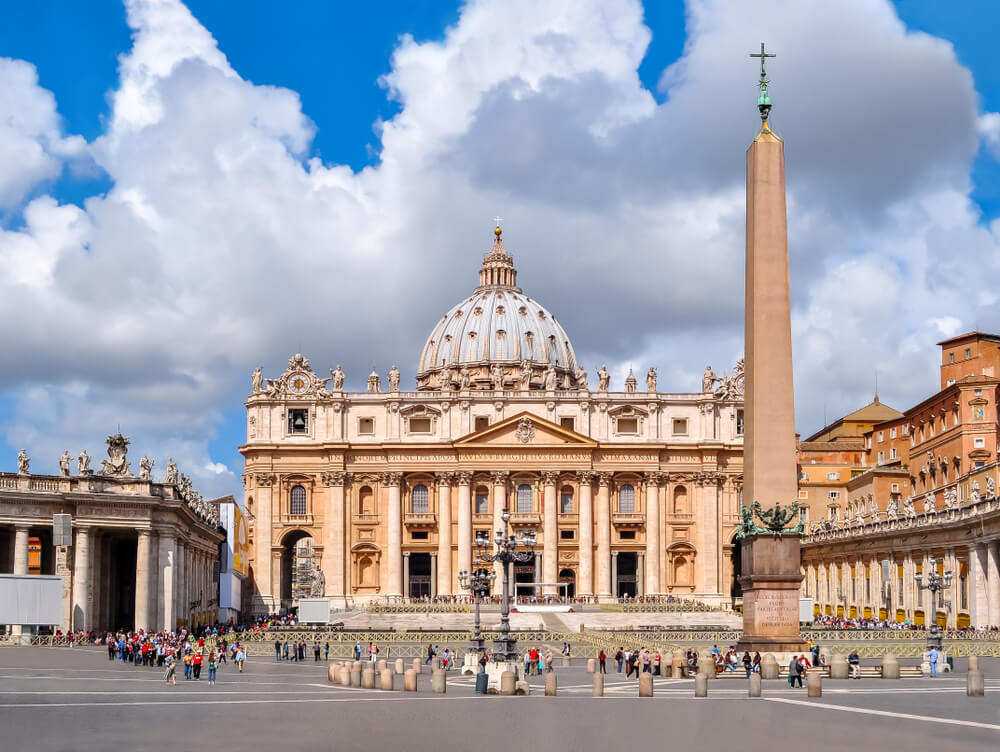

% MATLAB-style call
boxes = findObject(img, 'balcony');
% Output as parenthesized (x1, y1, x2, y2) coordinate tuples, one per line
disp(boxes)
(403, 512, 437, 528)
(509, 512, 542, 527)
(612, 511, 645, 527)
(472, 513, 492, 526)
(278, 513, 314, 527)
(666, 513, 695, 525)
(352, 513, 380, 527)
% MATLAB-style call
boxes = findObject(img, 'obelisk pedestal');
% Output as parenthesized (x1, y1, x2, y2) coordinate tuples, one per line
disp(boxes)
(737, 534, 804, 652)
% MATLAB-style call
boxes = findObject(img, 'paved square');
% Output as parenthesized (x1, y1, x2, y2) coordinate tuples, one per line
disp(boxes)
(0, 648, 998, 751)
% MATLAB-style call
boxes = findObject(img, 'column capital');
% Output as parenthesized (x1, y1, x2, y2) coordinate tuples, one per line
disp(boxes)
(643, 471, 664, 486)
(380, 471, 403, 487)
(491, 470, 509, 485)
(597, 472, 613, 487)
(435, 471, 456, 487)
(456, 471, 473, 486)
(429, 551, 437, 558)
(321, 471, 351, 487)
(576, 470, 595, 485)
(611, 550, 619, 558)
(541, 470, 560, 486)
(403, 551, 411, 558)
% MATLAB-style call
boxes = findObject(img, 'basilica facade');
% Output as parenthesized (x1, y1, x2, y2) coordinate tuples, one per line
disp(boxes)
(241, 227, 745, 613)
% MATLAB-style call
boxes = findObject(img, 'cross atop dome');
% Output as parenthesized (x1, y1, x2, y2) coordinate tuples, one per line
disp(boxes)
(478, 220, 519, 291)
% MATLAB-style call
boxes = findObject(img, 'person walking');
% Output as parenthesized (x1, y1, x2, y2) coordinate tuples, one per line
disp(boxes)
(615, 647, 624, 673)
(236, 645, 246, 673)
(164, 652, 177, 686)
(324, 642, 330, 661)
(598, 649, 607, 674)
(426, 643, 434, 664)
(544, 648, 554, 673)
(355, 642, 362, 661)
(207, 651, 217, 686)
(848, 650, 861, 679)
(743, 651, 752, 678)
(275, 639, 282, 662)
(788, 656, 803, 688)
(928, 647, 939, 678)
(192, 650, 203, 680)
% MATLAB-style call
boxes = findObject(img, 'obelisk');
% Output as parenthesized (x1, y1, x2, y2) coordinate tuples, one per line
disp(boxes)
(737, 44, 804, 653)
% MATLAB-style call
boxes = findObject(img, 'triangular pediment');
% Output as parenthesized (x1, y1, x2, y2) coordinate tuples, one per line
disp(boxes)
(454, 411, 597, 447)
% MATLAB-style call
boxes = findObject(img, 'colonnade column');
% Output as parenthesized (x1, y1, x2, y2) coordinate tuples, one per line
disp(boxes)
(971, 543, 988, 627)
(13, 526, 29, 575)
(610, 550, 618, 599)
(577, 472, 594, 598)
(456, 473, 472, 580)
(644, 473, 660, 596)
(596, 473, 612, 600)
(135, 531, 151, 631)
(636, 552, 644, 598)
(175, 540, 186, 626)
(384, 472, 403, 599)
(322, 472, 348, 603)
(429, 553, 437, 599)
(157, 535, 175, 631)
(987, 540, 1000, 627)
(491, 471, 508, 583)
(436, 473, 453, 596)
(542, 471, 558, 596)
(71, 527, 90, 632)
(402, 552, 410, 600)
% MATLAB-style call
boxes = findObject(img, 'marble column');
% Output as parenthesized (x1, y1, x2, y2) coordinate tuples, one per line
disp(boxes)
(596, 473, 612, 600)
(71, 528, 90, 632)
(987, 539, 1000, 627)
(542, 471, 558, 596)
(610, 551, 618, 598)
(456, 473, 472, 580)
(636, 552, 644, 598)
(436, 473, 453, 596)
(644, 474, 660, 596)
(157, 535, 175, 631)
(13, 526, 29, 575)
(402, 552, 410, 601)
(491, 472, 508, 584)
(135, 531, 151, 632)
(175, 540, 186, 626)
(577, 472, 594, 598)
(971, 543, 988, 627)
(902, 552, 914, 620)
(253, 475, 274, 608)
(534, 555, 541, 597)
(384, 472, 403, 599)
(323, 473, 348, 603)
(429, 553, 437, 598)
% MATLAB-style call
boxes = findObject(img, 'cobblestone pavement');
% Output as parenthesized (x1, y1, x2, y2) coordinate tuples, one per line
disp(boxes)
(0, 648, 997, 752)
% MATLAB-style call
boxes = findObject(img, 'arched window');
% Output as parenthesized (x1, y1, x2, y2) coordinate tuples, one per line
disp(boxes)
(412, 484, 429, 514)
(619, 484, 635, 514)
(358, 486, 373, 515)
(673, 485, 688, 515)
(290, 485, 306, 515)
(560, 485, 574, 514)
(475, 486, 489, 514)
(517, 484, 532, 514)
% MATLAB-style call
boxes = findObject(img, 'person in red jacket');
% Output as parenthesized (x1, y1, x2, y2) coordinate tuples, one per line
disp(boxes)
(192, 651, 204, 680)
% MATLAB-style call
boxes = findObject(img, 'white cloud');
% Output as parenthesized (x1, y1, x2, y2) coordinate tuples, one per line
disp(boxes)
(979, 112, 1000, 158)
(2, 0, 1000, 497)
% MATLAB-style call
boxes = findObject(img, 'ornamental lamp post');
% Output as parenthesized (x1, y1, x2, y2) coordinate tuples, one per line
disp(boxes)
(457, 562, 495, 657)
(474, 506, 536, 664)
(915, 555, 953, 650)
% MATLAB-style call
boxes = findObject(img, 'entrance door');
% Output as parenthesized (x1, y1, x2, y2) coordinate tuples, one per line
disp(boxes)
(408, 553, 431, 599)
(616, 552, 637, 598)
(558, 568, 576, 599)
(514, 554, 536, 598)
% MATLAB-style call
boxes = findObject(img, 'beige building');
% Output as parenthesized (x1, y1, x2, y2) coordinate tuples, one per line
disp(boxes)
(241, 227, 746, 613)
(1, 433, 223, 633)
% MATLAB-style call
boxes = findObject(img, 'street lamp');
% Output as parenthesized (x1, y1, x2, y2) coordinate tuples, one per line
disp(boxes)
(458, 562, 495, 657)
(915, 555, 953, 650)
(474, 507, 536, 664)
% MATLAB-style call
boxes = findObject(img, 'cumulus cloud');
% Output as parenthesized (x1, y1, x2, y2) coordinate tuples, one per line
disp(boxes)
(2, 0, 999, 497)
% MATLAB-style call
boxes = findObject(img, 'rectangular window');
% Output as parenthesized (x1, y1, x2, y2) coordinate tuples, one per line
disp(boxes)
(736, 409, 745, 435)
(877, 451, 884, 464)
(408, 417, 432, 434)
(559, 417, 575, 431)
(975, 461, 985, 470)
(827, 491, 840, 499)
(619, 485, 635, 513)
(619, 530, 636, 540)
(902, 425, 909, 436)
(560, 492, 573, 514)
(891, 483, 900, 493)
(288, 409, 308, 434)
(965, 348, 972, 359)
(947, 378, 956, 386)
(474, 529, 488, 541)
(411, 531, 429, 540)
(616, 417, 638, 434)
(560, 530, 575, 540)
(798, 490, 808, 499)
(672, 418, 688, 435)
(475, 493, 489, 515)
(974, 437, 985, 448)
(799, 472, 810, 481)
(358, 417, 375, 435)
(877, 431, 884, 442)
(826, 472, 840, 481)
(474, 416, 490, 431)
(889, 427, 897, 439)
(889, 448, 897, 460)
(800, 506, 809, 523)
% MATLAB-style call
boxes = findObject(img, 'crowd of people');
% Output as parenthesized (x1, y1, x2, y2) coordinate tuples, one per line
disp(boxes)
(100, 628, 247, 686)
(811, 614, 1000, 634)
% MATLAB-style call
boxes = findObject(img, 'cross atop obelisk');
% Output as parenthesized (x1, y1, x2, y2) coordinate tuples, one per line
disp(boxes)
(749, 42, 775, 124)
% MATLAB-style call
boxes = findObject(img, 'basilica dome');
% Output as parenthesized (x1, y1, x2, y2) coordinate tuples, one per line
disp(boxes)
(416, 226, 579, 391)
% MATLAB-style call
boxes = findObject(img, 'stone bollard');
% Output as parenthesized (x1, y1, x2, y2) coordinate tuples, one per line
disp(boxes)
(638, 672, 653, 697)
(695, 673, 708, 697)
(829, 653, 849, 680)
(380, 668, 394, 690)
(500, 670, 516, 696)
(337, 667, 349, 686)
(749, 672, 762, 697)
(968, 655, 985, 697)
(362, 668, 376, 689)
(587, 658, 596, 674)
(395, 658, 404, 675)
(807, 671, 822, 697)
(432, 669, 447, 694)
(561, 656, 570, 667)
(350, 667, 362, 688)
(881, 653, 900, 680)
(760, 654, 779, 680)
(377, 659, 387, 673)
(592, 673, 604, 697)
(545, 673, 557, 696)
(699, 650, 716, 679)
(412, 658, 422, 675)
(404, 669, 418, 692)
(328, 664, 338, 683)
(515, 680, 530, 695)
(432, 657, 441, 671)
(671, 653, 684, 679)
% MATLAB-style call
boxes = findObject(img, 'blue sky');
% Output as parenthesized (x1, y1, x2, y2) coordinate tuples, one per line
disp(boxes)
(1, 0, 999, 499)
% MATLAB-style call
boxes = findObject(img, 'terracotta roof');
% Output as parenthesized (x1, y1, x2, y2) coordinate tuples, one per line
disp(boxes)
(936, 331, 1000, 346)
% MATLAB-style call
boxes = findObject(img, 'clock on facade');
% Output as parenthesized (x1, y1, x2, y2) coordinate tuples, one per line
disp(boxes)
(289, 373, 309, 395)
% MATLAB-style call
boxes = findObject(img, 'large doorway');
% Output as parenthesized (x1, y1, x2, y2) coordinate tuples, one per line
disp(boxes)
(730, 535, 743, 608)
(408, 553, 431, 598)
(616, 552, 637, 598)
(558, 568, 576, 598)
(514, 554, 537, 597)
(279, 530, 314, 611)
(91, 531, 136, 632)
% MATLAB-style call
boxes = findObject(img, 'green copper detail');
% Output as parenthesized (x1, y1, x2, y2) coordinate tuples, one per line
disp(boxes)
(749, 42, 775, 123)
(737, 500, 804, 539)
